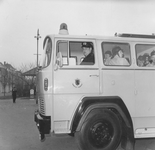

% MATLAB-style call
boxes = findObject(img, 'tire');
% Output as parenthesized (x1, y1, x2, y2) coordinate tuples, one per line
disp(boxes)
(75, 109, 122, 150)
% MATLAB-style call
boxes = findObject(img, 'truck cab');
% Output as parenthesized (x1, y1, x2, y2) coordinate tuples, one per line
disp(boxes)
(35, 23, 155, 150)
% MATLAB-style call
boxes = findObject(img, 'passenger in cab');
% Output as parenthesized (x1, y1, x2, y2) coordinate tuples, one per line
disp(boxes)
(143, 53, 150, 66)
(104, 50, 112, 65)
(109, 46, 129, 65)
(80, 42, 94, 65)
(147, 50, 155, 67)
(137, 55, 144, 67)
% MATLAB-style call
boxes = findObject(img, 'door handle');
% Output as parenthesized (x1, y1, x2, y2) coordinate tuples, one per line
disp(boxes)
(89, 75, 99, 77)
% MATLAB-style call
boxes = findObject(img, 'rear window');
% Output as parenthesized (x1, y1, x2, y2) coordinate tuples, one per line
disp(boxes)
(102, 42, 131, 66)
(136, 44, 155, 67)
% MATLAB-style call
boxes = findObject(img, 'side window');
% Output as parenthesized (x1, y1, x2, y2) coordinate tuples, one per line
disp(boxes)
(42, 37, 52, 67)
(57, 41, 95, 66)
(136, 44, 155, 67)
(102, 42, 131, 66)
(69, 42, 95, 65)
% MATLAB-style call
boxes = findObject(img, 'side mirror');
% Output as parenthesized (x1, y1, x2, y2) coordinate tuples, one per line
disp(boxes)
(55, 52, 63, 69)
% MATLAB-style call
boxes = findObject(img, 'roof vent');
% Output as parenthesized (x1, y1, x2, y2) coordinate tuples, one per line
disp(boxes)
(59, 23, 69, 35)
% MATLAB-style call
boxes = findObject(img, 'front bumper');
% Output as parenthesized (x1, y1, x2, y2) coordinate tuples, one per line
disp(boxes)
(34, 110, 51, 141)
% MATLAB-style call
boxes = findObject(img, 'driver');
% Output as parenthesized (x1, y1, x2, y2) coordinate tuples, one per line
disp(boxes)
(80, 42, 94, 65)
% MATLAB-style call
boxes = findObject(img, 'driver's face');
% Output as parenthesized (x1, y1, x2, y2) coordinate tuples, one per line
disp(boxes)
(82, 47, 91, 57)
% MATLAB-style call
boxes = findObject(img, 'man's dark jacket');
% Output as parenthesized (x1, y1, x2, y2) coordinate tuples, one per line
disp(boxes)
(80, 53, 94, 65)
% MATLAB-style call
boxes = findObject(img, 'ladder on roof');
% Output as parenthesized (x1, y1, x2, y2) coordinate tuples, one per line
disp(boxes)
(115, 33, 155, 39)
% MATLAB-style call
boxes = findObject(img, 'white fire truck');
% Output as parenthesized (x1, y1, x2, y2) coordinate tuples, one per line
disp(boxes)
(34, 23, 155, 150)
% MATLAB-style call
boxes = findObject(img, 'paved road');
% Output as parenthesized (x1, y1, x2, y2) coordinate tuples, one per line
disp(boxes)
(0, 99, 155, 150)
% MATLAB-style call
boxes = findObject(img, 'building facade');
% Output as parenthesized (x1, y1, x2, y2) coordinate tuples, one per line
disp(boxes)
(0, 62, 17, 97)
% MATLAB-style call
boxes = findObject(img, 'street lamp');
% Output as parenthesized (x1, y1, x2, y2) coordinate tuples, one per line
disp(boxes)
(34, 29, 41, 68)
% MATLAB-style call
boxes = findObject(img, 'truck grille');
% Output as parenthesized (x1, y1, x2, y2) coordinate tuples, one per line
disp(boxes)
(39, 97, 45, 115)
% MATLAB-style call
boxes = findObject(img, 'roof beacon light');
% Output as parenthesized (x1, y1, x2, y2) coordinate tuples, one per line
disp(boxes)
(59, 23, 69, 35)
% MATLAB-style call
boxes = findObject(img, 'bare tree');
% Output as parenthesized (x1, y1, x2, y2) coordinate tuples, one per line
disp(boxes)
(18, 63, 37, 97)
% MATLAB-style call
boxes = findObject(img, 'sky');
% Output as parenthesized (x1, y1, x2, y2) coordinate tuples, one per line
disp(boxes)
(1, 0, 155, 70)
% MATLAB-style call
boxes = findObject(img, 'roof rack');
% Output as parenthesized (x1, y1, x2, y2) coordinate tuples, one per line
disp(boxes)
(115, 33, 155, 39)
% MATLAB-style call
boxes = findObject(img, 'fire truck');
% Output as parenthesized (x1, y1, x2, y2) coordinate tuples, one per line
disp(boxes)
(34, 23, 155, 150)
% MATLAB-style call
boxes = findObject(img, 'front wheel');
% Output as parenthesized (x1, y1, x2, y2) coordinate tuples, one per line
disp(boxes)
(75, 109, 122, 150)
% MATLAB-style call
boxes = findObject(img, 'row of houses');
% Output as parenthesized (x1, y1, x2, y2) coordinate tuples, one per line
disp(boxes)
(0, 62, 17, 97)
(0, 62, 37, 98)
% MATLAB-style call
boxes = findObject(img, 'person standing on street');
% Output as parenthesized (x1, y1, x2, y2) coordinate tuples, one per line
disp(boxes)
(12, 86, 17, 103)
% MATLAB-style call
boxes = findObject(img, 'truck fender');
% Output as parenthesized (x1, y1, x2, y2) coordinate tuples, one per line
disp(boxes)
(71, 96, 135, 150)
(71, 96, 133, 132)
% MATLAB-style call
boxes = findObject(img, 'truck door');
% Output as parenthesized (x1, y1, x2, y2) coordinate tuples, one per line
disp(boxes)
(134, 43, 155, 137)
(53, 40, 100, 132)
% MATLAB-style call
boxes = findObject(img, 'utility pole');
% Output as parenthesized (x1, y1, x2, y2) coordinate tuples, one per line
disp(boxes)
(34, 29, 41, 68)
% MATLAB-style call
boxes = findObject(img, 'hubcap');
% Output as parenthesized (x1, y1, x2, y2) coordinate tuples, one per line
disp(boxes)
(89, 120, 114, 148)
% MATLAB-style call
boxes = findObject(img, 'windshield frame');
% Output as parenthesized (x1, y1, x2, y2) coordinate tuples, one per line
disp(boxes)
(41, 36, 53, 68)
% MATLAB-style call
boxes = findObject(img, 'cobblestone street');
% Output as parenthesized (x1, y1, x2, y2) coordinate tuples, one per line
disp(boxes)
(0, 98, 155, 150)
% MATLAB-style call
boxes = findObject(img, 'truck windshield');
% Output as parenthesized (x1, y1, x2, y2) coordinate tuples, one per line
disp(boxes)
(41, 37, 52, 68)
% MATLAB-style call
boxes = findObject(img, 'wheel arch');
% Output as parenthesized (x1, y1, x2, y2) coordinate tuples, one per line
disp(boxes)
(71, 96, 133, 133)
